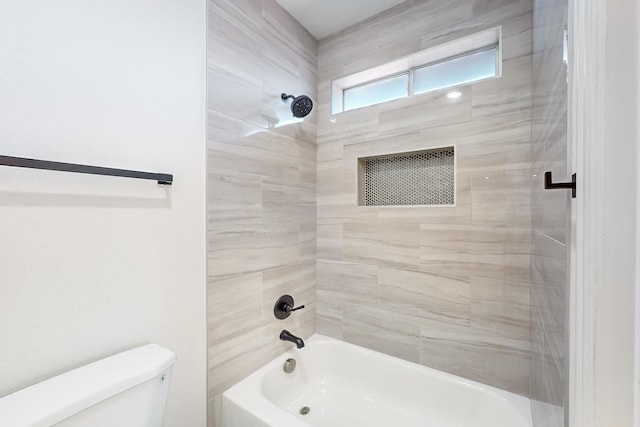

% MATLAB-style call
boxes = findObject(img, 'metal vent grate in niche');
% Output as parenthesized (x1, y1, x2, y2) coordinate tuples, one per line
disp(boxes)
(360, 147, 455, 206)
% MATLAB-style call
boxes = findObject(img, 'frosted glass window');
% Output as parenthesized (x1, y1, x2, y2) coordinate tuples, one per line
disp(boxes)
(343, 73, 409, 111)
(332, 28, 501, 113)
(413, 48, 497, 95)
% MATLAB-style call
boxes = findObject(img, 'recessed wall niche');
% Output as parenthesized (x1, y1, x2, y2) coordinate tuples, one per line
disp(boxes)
(358, 146, 455, 206)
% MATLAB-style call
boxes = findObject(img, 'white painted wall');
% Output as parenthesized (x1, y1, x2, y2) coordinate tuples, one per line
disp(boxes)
(570, 0, 640, 425)
(594, 0, 639, 424)
(0, 1, 207, 426)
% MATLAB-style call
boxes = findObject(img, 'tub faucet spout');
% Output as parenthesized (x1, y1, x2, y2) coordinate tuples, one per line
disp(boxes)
(280, 330, 305, 349)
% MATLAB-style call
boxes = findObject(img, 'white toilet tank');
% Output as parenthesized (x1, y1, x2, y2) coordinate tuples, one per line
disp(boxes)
(0, 344, 176, 427)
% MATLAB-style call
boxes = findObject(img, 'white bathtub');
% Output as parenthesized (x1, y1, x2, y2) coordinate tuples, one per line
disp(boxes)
(222, 334, 532, 427)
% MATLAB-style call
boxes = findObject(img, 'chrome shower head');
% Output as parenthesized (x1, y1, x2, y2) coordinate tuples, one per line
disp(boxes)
(281, 93, 313, 118)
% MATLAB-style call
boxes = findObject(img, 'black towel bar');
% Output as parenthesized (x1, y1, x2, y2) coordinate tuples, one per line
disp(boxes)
(0, 155, 172, 185)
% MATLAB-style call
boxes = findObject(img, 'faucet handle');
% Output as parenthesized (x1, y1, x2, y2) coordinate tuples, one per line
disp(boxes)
(274, 295, 305, 319)
(287, 304, 305, 313)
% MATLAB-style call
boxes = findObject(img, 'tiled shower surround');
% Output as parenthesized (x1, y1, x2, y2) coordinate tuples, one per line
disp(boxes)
(315, 0, 533, 396)
(207, 0, 566, 424)
(206, 0, 317, 423)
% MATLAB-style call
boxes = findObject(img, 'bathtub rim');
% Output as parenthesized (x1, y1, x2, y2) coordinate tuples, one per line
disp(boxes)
(222, 333, 532, 427)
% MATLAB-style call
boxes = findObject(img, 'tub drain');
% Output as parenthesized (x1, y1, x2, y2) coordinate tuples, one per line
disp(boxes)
(300, 406, 310, 415)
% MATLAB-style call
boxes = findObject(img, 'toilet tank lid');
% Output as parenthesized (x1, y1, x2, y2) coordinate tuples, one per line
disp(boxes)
(0, 343, 176, 426)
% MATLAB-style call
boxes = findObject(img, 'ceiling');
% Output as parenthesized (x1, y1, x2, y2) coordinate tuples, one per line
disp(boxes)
(275, 0, 406, 40)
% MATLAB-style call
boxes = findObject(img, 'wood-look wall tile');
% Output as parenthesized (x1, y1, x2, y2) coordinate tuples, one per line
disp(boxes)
(531, 315, 564, 408)
(208, 133, 300, 182)
(471, 169, 532, 227)
(541, 115, 569, 244)
(377, 206, 471, 225)
(269, 118, 318, 145)
(317, 203, 380, 222)
(298, 184, 318, 224)
(397, 2, 473, 51)
(469, 225, 531, 283)
(207, 0, 264, 79)
(343, 303, 421, 363)
(207, 109, 263, 147)
(317, 162, 343, 187)
(261, 179, 300, 224)
(379, 1, 463, 44)
(316, 289, 343, 319)
(317, 140, 343, 161)
(530, 157, 545, 231)
(472, 55, 532, 119)
(317, 260, 378, 304)
(531, 28, 566, 147)
(208, 329, 281, 396)
(378, 267, 471, 324)
(419, 0, 527, 51)
(207, 170, 262, 224)
(299, 220, 316, 245)
(531, 53, 566, 150)
(299, 139, 317, 184)
(207, 272, 264, 344)
(299, 240, 317, 263)
(501, 11, 533, 61)
(317, 222, 343, 260)
(318, 107, 380, 144)
(261, 22, 315, 91)
(420, 224, 472, 280)
(530, 299, 545, 378)
(316, 316, 343, 339)
(378, 89, 472, 137)
(473, 0, 532, 16)
(471, 0, 532, 43)
(530, 306, 564, 427)
(343, 222, 421, 269)
(419, 321, 530, 396)
(470, 276, 530, 340)
(531, 230, 565, 377)
(317, 180, 354, 206)
(455, 113, 533, 175)
(341, 131, 426, 164)
(207, 67, 267, 129)
(208, 224, 300, 277)
(262, 0, 316, 53)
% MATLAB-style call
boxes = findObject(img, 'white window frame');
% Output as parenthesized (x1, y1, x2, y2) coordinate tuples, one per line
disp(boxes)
(332, 27, 503, 114)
